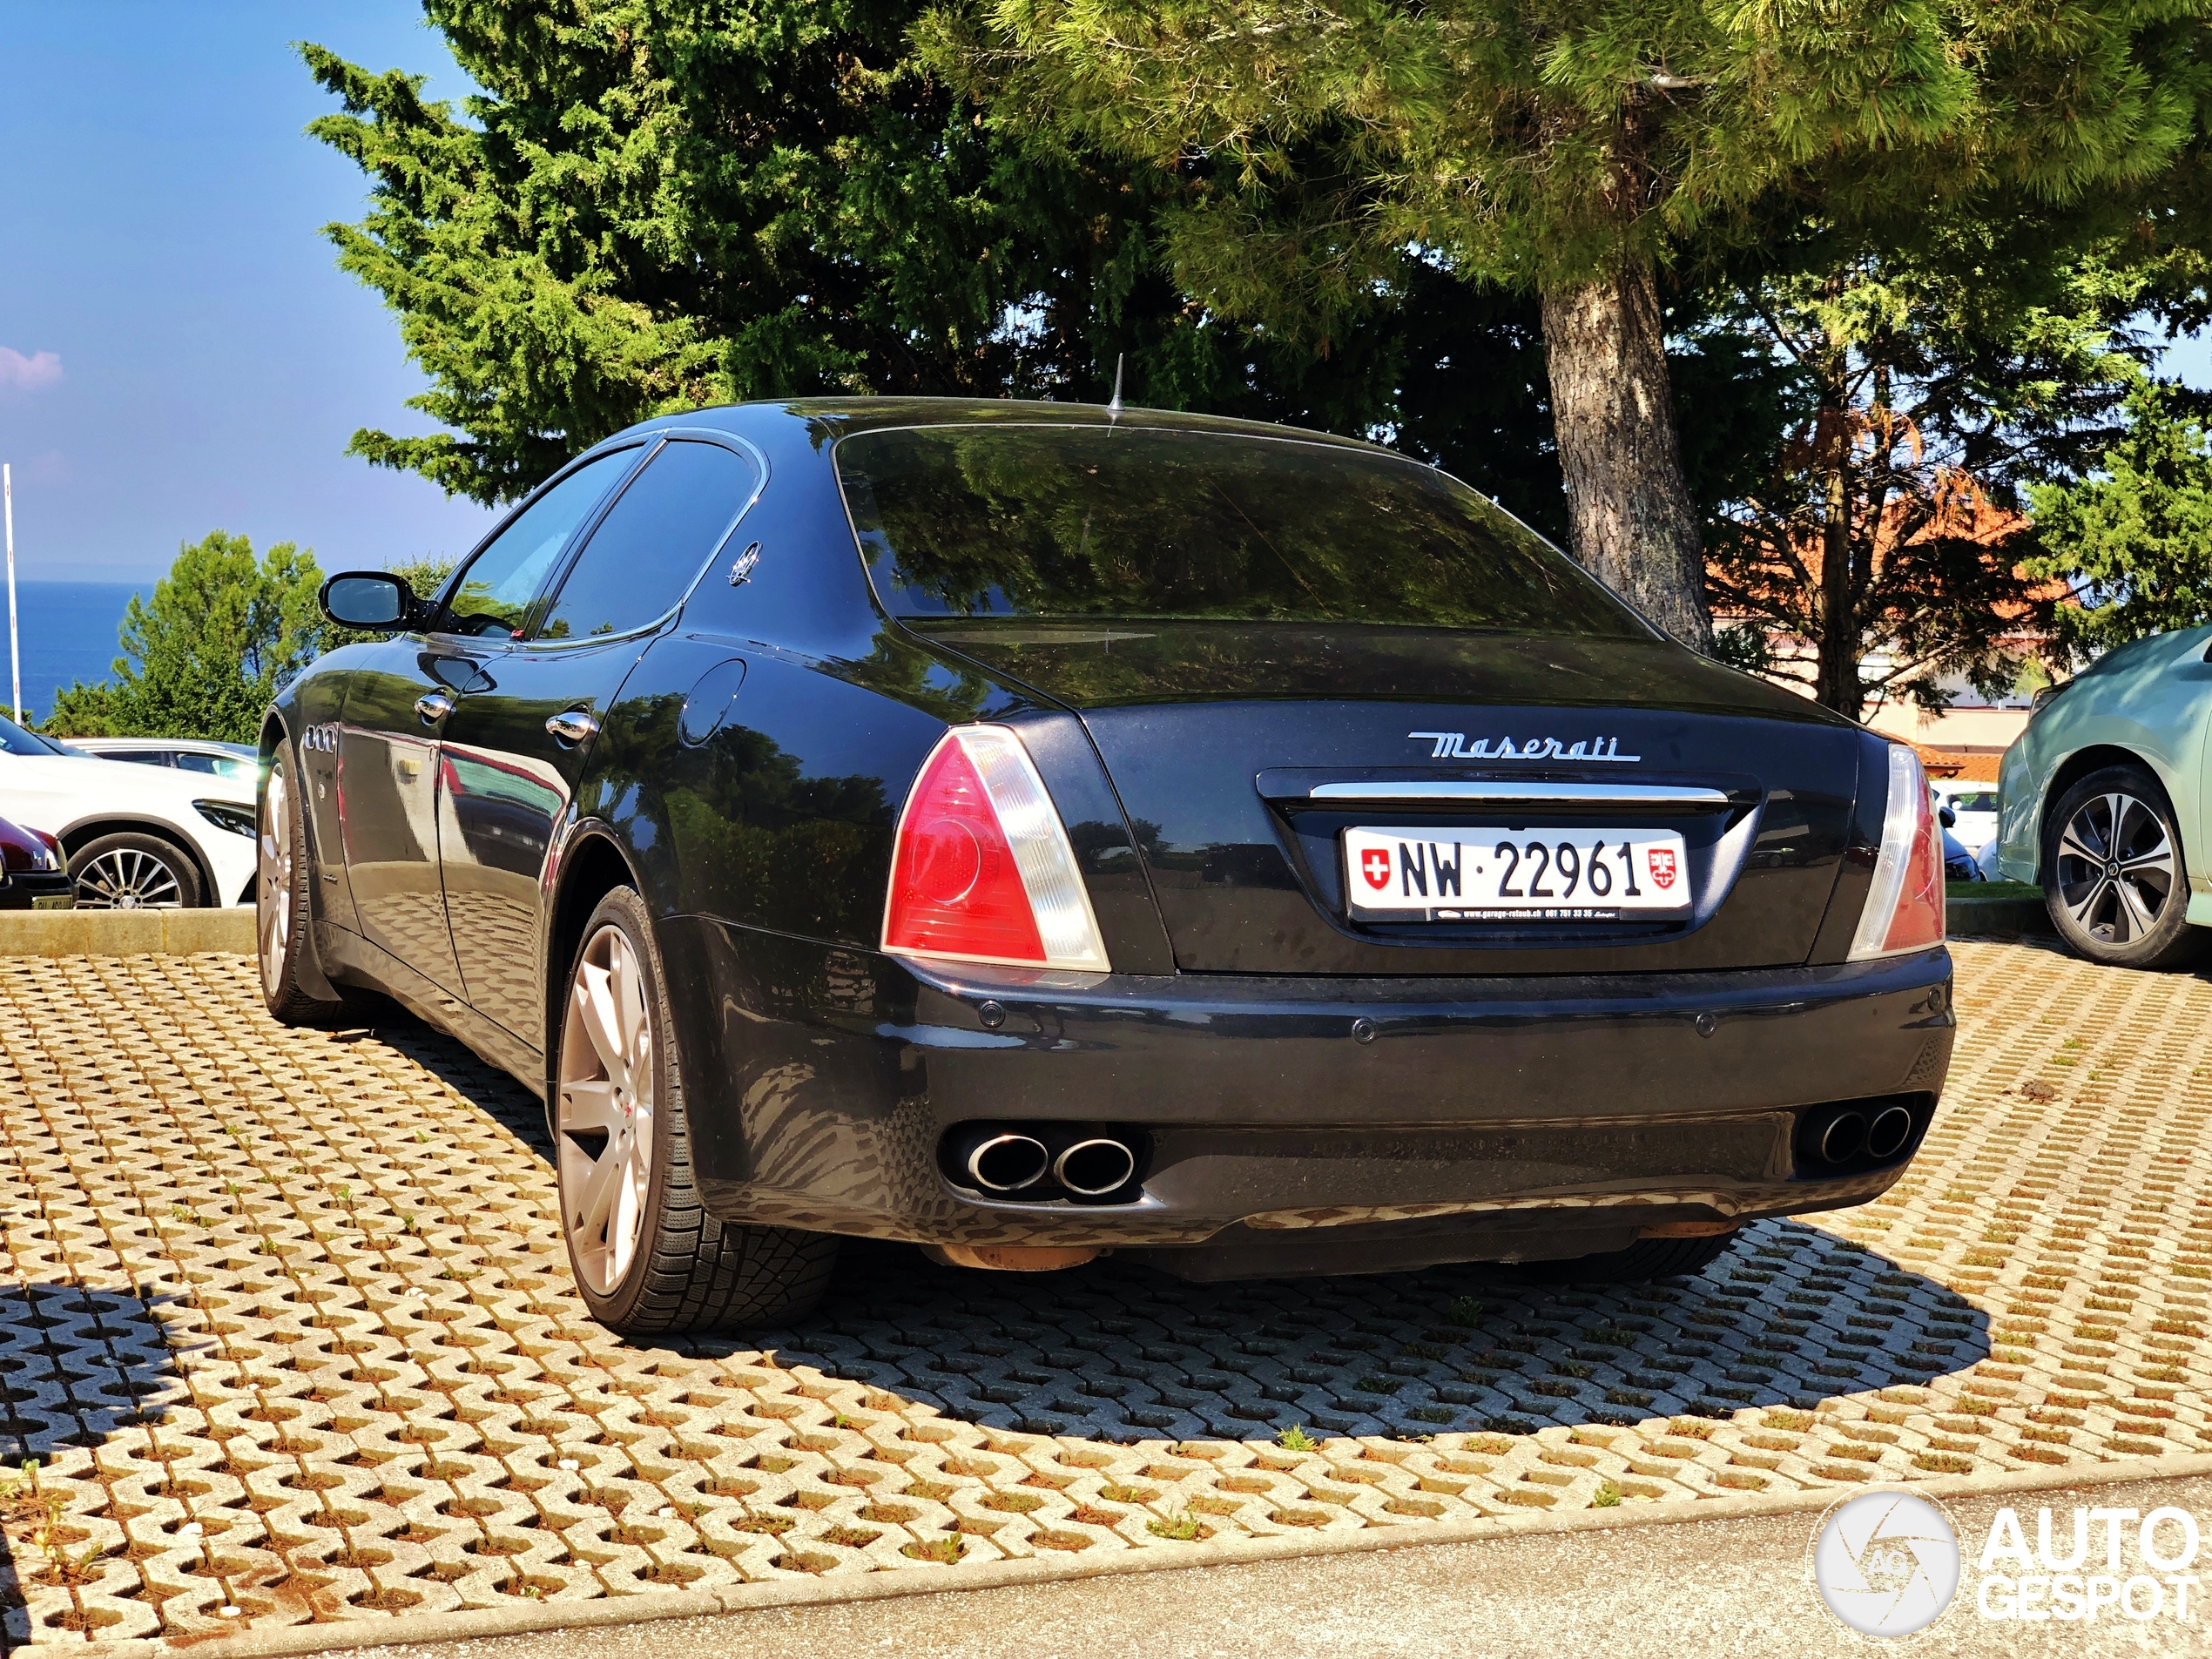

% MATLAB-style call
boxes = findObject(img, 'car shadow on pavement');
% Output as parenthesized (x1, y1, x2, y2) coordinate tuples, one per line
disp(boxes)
(353, 1013, 1993, 1444)
(728, 1224, 1991, 1444)
(0, 1278, 195, 1638)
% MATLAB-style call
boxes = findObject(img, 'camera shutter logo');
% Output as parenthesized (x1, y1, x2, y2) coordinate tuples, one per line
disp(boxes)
(1811, 1491, 1961, 1637)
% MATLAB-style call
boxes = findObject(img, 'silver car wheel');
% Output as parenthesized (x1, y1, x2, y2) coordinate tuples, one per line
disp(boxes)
(74, 846, 184, 909)
(260, 763, 293, 996)
(557, 921, 655, 1296)
(2055, 790, 2175, 944)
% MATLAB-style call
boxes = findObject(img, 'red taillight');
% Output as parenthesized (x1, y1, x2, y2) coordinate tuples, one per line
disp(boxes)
(1849, 744, 1946, 959)
(882, 726, 1109, 971)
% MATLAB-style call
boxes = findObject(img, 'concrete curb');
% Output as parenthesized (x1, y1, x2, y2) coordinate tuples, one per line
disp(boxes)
(0, 906, 253, 956)
(70, 1452, 2212, 1659)
(1946, 895, 2054, 938)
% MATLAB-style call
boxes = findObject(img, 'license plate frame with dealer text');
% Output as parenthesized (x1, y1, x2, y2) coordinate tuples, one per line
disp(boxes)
(1343, 824, 1693, 922)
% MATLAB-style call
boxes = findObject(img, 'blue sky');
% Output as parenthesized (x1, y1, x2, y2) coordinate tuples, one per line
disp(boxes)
(0, 2, 496, 582)
(3, 4, 2211, 586)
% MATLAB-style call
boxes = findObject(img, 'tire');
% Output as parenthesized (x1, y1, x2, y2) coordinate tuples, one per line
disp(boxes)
(2041, 764, 2207, 970)
(1526, 1231, 1737, 1285)
(555, 887, 840, 1334)
(260, 749, 352, 1024)
(71, 831, 201, 909)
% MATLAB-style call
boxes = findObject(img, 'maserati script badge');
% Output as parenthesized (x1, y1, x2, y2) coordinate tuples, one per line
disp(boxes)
(1406, 732, 1642, 762)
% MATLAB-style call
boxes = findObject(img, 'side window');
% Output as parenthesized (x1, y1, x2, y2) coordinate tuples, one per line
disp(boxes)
(441, 448, 640, 637)
(536, 440, 759, 642)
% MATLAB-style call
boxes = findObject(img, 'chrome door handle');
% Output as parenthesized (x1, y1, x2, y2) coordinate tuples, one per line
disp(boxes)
(415, 690, 455, 725)
(545, 708, 600, 745)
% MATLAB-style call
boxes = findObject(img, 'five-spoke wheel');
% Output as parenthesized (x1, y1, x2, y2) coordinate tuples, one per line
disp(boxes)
(2043, 764, 2205, 968)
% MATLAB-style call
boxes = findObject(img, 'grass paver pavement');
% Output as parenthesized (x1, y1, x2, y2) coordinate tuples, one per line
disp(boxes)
(0, 939, 2202, 1647)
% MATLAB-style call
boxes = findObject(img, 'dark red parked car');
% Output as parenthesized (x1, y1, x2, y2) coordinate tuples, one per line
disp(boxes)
(0, 813, 72, 909)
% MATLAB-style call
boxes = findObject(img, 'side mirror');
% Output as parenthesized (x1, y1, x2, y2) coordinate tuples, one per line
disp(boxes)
(1939, 803, 1957, 828)
(320, 571, 418, 631)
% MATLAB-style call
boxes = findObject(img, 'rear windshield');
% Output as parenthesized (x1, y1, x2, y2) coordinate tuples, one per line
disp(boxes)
(835, 425, 1646, 636)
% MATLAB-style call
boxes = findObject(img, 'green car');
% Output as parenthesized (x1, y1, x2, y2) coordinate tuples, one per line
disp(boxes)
(1997, 623, 2212, 968)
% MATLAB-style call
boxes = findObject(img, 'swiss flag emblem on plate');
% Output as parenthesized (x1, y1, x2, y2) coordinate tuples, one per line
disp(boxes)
(1647, 847, 1678, 890)
(1360, 847, 1393, 889)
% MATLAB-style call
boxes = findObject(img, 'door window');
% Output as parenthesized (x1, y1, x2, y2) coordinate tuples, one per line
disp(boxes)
(536, 440, 760, 642)
(442, 447, 641, 637)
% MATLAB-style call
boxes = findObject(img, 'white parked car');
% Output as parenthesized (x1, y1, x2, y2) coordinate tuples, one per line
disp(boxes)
(1933, 782, 2000, 856)
(0, 715, 257, 907)
(68, 736, 257, 786)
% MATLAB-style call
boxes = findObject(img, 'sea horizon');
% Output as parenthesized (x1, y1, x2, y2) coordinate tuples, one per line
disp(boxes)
(2, 579, 145, 725)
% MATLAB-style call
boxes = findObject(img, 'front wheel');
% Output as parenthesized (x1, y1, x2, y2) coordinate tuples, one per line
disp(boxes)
(71, 832, 200, 909)
(556, 887, 840, 1334)
(2042, 764, 2206, 970)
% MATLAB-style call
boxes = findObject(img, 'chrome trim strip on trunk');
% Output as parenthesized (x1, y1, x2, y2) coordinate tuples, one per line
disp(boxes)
(1305, 780, 1734, 807)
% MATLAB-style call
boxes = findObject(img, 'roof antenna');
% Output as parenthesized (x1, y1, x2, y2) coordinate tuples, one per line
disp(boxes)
(1107, 352, 1124, 417)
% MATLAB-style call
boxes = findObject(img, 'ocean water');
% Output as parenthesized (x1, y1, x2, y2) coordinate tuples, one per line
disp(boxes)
(0, 580, 144, 724)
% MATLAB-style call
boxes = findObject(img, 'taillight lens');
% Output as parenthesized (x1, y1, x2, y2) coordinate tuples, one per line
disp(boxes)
(882, 725, 1110, 971)
(1848, 744, 1946, 959)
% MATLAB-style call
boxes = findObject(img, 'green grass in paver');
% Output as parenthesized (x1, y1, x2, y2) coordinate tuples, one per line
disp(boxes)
(1, 943, 2209, 1646)
(1950, 880, 2042, 900)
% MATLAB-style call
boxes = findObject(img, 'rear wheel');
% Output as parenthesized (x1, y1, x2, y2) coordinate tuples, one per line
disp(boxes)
(556, 887, 840, 1334)
(1527, 1232, 1737, 1285)
(2042, 764, 2205, 969)
(71, 832, 200, 909)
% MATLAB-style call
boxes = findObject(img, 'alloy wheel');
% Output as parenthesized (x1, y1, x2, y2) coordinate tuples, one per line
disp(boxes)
(74, 847, 183, 909)
(2054, 790, 2176, 944)
(557, 922, 656, 1295)
(259, 765, 293, 996)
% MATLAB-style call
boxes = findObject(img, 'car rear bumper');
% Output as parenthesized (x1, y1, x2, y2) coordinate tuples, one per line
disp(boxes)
(664, 916, 1952, 1275)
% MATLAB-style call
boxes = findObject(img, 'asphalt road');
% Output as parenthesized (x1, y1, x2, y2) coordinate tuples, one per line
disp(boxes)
(343, 1474, 2212, 1659)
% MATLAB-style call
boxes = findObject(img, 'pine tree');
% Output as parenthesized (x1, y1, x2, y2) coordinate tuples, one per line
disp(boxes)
(302, 2, 1577, 517)
(2027, 381, 2212, 652)
(936, 0, 2212, 645)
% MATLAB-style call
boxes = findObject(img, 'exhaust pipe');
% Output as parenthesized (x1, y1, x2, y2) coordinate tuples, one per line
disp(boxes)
(1816, 1110, 1865, 1165)
(1054, 1137, 1136, 1197)
(1865, 1104, 1915, 1160)
(962, 1132, 1049, 1192)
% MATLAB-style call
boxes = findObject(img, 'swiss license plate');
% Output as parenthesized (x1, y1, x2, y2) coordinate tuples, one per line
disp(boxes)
(1344, 825, 1692, 921)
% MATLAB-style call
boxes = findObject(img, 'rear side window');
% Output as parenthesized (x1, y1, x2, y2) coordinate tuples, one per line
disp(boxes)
(442, 448, 641, 637)
(537, 440, 760, 642)
(836, 425, 1644, 636)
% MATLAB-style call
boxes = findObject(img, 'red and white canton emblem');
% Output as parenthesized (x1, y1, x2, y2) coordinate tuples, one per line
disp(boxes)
(1647, 847, 1678, 890)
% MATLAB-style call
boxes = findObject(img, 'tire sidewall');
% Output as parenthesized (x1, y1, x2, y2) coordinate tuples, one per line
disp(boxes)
(559, 887, 682, 1327)
(260, 752, 310, 1006)
(2043, 764, 2198, 968)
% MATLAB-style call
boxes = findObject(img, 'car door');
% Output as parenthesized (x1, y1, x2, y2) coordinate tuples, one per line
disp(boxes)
(338, 444, 644, 992)
(435, 434, 765, 1045)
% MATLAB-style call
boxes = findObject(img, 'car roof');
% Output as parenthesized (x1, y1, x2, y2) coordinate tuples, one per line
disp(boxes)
(74, 736, 253, 755)
(612, 396, 1387, 455)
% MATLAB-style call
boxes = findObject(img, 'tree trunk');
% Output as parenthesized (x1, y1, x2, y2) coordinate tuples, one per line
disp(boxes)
(1540, 257, 1712, 651)
(1812, 409, 1860, 718)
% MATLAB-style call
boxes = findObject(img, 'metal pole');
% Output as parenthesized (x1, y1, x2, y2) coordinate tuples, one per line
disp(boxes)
(3, 464, 17, 725)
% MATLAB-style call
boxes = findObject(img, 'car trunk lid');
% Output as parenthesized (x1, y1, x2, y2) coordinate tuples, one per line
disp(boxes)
(909, 620, 1868, 975)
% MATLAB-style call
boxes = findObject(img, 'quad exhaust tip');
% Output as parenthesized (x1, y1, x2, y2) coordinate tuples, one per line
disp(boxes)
(1055, 1137, 1137, 1197)
(965, 1133, 1049, 1193)
(946, 1123, 1146, 1198)
(1817, 1110, 1866, 1165)
(1798, 1097, 1925, 1173)
(1865, 1104, 1914, 1160)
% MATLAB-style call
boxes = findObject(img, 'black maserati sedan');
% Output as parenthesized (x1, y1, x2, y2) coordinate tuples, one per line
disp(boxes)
(266, 399, 1952, 1335)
